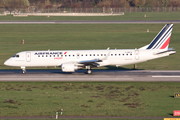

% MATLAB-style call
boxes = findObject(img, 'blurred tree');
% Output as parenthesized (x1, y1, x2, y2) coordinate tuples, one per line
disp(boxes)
(35, 1, 45, 9)
(46, 0, 51, 5)
(167, 0, 180, 7)
(162, 0, 168, 7)
(5, 0, 180, 8)
(119, 0, 129, 7)
(45, 0, 52, 9)
(81, 0, 93, 8)
(97, 0, 129, 7)
(129, 0, 146, 7)
(0, 0, 29, 13)
(97, 0, 111, 7)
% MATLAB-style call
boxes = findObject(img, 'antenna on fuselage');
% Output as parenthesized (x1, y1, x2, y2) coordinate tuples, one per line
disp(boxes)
(107, 47, 110, 50)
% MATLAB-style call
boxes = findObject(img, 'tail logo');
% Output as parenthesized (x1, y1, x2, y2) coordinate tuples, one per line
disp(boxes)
(147, 24, 173, 50)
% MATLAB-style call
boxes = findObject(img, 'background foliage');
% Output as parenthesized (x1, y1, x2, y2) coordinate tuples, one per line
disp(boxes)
(0, 0, 180, 9)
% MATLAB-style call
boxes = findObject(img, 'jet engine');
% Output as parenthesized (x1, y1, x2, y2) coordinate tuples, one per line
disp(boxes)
(61, 63, 78, 72)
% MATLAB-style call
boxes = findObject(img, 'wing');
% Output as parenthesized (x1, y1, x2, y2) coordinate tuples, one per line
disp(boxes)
(61, 51, 111, 68)
(77, 51, 111, 67)
(78, 58, 102, 64)
(77, 58, 101, 67)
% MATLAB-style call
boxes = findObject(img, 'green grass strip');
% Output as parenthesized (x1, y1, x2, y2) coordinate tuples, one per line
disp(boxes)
(0, 82, 180, 117)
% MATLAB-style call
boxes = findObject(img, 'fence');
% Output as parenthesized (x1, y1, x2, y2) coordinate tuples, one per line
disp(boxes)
(1, 7, 180, 14)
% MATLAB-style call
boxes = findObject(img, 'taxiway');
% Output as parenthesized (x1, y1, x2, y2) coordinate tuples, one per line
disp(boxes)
(0, 20, 180, 24)
(0, 70, 180, 82)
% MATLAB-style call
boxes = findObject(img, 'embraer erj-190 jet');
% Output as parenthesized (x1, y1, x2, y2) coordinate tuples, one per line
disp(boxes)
(4, 24, 176, 74)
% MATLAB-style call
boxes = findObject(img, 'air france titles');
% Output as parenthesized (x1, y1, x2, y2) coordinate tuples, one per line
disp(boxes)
(34, 52, 63, 60)
(34, 52, 63, 55)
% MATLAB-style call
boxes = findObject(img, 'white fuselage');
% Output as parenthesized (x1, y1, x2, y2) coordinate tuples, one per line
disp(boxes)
(4, 49, 172, 68)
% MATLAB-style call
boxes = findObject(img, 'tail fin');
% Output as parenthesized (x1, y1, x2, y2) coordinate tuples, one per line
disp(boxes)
(146, 24, 173, 50)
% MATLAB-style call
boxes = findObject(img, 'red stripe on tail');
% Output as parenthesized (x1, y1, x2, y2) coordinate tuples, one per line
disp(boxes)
(160, 36, 171, 49)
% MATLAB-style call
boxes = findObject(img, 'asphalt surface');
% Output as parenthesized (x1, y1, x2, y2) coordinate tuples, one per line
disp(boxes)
(0, 20, 180, 24)
(0, 116, 176, 119)
(0, 70, 180, 82)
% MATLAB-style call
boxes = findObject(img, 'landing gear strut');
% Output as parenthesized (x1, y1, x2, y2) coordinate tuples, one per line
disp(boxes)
(86, 66, 92, 74)
(21, 66, 26, 74)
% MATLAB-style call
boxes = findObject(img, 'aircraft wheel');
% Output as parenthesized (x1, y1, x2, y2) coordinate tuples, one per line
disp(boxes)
(22, 70, 26, 74)
(87, 69, 92, 74)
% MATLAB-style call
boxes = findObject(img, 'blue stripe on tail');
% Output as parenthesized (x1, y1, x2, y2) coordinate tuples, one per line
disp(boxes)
(147, 24, 173, 49)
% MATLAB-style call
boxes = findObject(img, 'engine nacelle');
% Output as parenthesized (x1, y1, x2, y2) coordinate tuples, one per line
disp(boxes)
(61, 63, 78, 72)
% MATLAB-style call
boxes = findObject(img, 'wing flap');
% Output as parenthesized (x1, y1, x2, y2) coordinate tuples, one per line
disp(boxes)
(78, 58, 102, 64)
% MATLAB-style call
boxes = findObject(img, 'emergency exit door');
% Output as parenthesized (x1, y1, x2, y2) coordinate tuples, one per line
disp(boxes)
(135, 50, 139, 60)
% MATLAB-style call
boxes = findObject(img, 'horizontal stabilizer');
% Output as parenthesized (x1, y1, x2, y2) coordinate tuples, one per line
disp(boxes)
(154, 48, 176, 55)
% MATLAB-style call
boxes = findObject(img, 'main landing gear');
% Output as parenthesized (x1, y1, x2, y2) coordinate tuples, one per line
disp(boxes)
(87, 69, 92, 74)
(86, 66, 92, 74)
(21, 66, 26, 74)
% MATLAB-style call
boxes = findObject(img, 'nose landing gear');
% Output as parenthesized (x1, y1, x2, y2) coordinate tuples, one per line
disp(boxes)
(21, 66, 26, 74)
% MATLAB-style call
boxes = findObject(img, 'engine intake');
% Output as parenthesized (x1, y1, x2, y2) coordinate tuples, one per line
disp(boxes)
(61, 63, 78, 72)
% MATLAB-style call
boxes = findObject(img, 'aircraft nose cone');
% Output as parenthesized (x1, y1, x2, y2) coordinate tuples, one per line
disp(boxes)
(4, 60, 10, 66)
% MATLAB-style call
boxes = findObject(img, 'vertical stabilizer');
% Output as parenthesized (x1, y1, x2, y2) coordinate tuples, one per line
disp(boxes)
(146, 24, 173, 50)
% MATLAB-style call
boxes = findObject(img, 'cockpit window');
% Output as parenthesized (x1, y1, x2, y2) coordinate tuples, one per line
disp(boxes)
(12, 54, 19, 58)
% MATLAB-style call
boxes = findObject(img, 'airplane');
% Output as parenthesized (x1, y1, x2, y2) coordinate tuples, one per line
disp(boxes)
(4, 24, 176, 74)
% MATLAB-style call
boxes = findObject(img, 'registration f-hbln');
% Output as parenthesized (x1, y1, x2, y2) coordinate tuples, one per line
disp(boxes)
(4, 24, 176, 74)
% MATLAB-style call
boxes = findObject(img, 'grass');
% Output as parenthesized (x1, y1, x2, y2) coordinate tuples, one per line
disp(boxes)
(0, 24, 179, 70)
(0, 82, 180, 117)
(0, 12, 180, 21)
